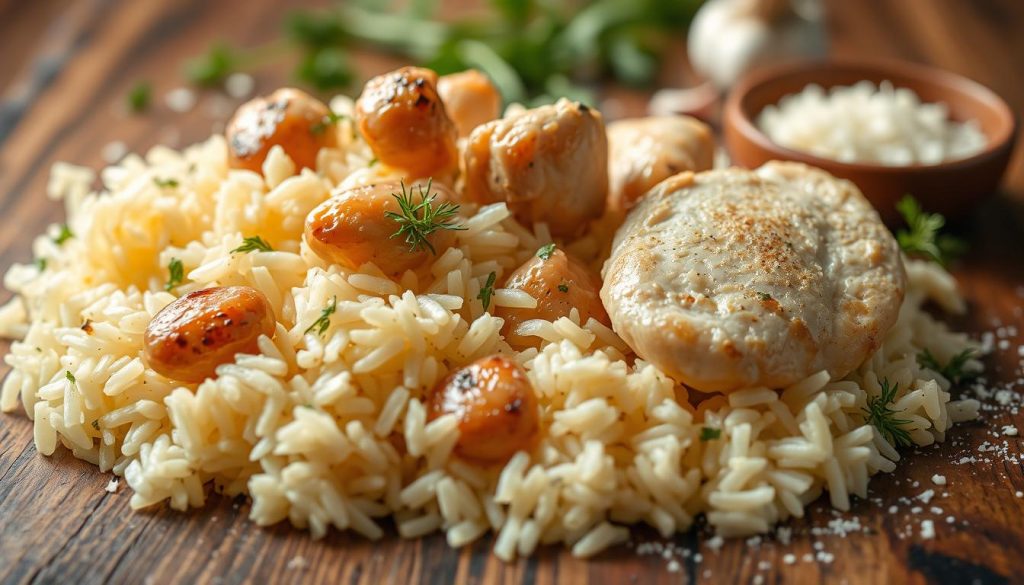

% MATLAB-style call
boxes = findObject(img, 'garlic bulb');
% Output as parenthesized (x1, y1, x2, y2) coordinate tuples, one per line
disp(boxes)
(688, 0, 826, 90)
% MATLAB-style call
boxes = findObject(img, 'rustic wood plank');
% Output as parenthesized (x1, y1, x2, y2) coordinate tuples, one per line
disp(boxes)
(0, 1, 1022, 583)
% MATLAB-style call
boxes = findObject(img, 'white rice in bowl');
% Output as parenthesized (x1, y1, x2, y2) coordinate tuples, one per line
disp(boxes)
(0, 95, 982, 560)
(756, 80, 987, 165)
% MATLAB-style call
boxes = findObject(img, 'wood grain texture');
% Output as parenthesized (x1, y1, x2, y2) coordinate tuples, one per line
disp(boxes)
(0, 1, 1022, 584)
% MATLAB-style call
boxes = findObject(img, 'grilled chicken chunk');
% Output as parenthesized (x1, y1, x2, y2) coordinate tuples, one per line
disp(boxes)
(601, 162, 906, 392)
(462, 98, 608, 237)
(606, 116, 715, 214)
(437, 69, 502, 138)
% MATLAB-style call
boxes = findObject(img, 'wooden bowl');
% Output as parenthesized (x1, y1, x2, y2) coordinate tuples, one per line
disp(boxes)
(723, 59, 1017, 224)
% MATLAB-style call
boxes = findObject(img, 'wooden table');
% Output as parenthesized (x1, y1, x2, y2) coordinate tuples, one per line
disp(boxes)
(2, 1, 1023, 583)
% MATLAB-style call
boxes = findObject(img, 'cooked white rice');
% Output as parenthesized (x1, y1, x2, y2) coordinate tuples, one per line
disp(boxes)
(756, 80, 987, 165)
(0, 95, 981, 560)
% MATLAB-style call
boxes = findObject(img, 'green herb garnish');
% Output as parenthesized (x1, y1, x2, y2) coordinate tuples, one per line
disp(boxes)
(478, 271, 497, 310)
(231, 236, 273, 254)
(126, 81, 152, 113)
(310, 111, 347, 135)
(66, 371, 76, 384)
(368, 156, 379, 167)
(918, 348, 978, 385)
(863, 378, 913, 448)
(165, 258, 184, 291)
(295, 47, 354, 91)
(153, 177, 179, 189)
(756, 292, 772, 301)
(305, 296, 337, 337)
(700, 427, 721, 441)
(895, 195, 966, 266)
(53, 224, 74, 245)
(537, 243, 556, 260)
(557, 283, 569, 293)
(185, 43, 237, 87)
(91, 420, 100, 430)
(384, 179, 466, 254)
(35, 258, 47, 271)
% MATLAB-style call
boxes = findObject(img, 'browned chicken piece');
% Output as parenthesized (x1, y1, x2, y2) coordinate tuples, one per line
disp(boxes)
(355, 66, 459, 180)
(304, 180, 462, 276)
(462, 98, 608, 237)
(436, 70, 502, 138)
(427, 355, 539, 463)
(606, 115, 715, 214)
(144, 286, 276, 383)
(601, 163, 906, 392)
(226, 88, 337, 173)
(495, 245, 609, 350)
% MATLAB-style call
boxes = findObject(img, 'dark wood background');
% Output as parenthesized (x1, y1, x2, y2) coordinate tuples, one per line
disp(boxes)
(1, 1, 1023, 583)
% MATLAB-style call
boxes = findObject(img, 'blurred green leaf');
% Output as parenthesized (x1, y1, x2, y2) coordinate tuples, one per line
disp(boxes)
(607, 31, 658, 87)
(490, 0, 532, 26)
(184, 43, 237, 87)
(286, 10, 347, 48)
(126, 81, 151, 113)
(295, 47, 354, 90)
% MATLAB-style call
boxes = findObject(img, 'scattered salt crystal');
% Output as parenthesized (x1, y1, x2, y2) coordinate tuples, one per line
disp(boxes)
(917, 489, 935, 504)
(225, 73, 255, 99)
(930, 507, 943, 515)
(946, 516, 956, 524)
(1001, 425, 1019, 437)
(776, 526, 792, 545)
(693, 553, 703, 563)
(920, 520, 935, 540)
(105, 478, 118, 493)
(888, 505, 899, 514)
(707, 535, 724, 551)
(931, 474, 947, 486)
(667, 560, 681, 573)
(286, 556, 309, 571)
(783, 553, 797, 565)
(165, 87, 197, 113)
(1015, 491, 1023, 498)
(753, 575, 765, 585)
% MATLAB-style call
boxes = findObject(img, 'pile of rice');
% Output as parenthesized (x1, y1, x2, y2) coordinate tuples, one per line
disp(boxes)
(756, 80, 987, 165)
(0, 96, 982, 560)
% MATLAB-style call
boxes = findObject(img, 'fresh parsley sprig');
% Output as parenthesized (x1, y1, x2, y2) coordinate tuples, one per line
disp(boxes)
(699, 427, 721, 441)
(384, 179, 466, 254)
(863, 378, 913, 448)
(154, 177, 179, 189)
(477, 271, 497, 310)
(165, 258, 184, 291)
(127, 81, 151, 113)
(918, 348, 978, 385)
(231, 236, 273, 254)
(53, 224, 74, 246)
(895, 195, 966, 266)
(305, 296, 337, 337)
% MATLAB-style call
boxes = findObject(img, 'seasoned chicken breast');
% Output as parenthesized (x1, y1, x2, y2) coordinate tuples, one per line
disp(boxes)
(601, 162, 906, 392)
(437, 69, 502, 138)
(462, 98, 608, 237)
(606, 116, 715, 214)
